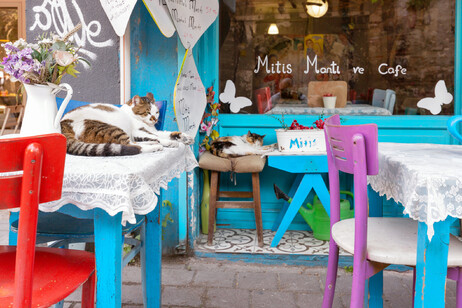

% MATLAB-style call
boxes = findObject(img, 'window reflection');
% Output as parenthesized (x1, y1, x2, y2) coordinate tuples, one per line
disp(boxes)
(219, 0, 455, 115)
(0, 7, 20, 102)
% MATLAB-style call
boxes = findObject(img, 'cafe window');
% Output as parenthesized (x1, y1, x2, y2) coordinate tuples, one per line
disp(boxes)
(219, 0, 455, 116)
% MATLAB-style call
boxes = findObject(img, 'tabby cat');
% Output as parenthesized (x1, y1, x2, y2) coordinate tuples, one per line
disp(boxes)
(60, 93, 194, 156)
(210, 131, 275, 158)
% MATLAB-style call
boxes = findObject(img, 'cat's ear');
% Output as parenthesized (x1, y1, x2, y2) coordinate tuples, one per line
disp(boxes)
(146, 92, 155, 101)
(261, 135, 266, 139)
(247, 130, 251, 136)
(127, 95, 141, 106)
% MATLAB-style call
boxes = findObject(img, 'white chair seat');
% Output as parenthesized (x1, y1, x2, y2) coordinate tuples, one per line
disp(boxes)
(332, 217, 462, 267)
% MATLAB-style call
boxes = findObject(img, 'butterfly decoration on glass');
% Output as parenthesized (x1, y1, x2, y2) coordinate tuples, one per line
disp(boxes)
(417, 80, 453, 115)
(219, 80, 252, 113)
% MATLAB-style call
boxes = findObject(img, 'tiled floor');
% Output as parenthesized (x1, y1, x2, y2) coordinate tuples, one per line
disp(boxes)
(196, 228, 350, 256)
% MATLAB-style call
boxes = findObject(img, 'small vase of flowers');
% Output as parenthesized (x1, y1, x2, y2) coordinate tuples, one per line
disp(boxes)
(275, 117, 327, 153)
(322, 93, 337, 109)
(0, 24, 89, 135)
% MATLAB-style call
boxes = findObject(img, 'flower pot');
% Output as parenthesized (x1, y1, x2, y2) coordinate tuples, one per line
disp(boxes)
(322, 96, 337, 109)
(276, 129, 326, 153)
(21, 83, 73, 136)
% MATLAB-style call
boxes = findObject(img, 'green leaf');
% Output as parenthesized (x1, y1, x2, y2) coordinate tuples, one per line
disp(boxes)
(51, 41, 66, 51)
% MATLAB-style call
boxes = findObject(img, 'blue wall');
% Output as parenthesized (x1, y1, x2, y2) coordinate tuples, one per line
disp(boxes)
(130, 3, 180, 255)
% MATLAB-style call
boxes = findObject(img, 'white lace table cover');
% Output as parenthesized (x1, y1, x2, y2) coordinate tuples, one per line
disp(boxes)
(368, 142, 462, 239)
(266, 104, 392, 116)
(40, 144, 198, 225)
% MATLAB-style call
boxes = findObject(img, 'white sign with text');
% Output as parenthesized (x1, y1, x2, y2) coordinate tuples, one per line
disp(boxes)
(165, 0, 219, 49)
(99, 0, 137, 36)
(174, 50, 206, 136)
(142, 0, 176, 37)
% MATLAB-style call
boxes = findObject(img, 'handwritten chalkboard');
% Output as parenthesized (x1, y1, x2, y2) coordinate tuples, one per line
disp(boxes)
(174, 49, 206, 136)
(26, 0, 120, 104)
(166, 0, 219, 49)
(99, 0, 137, 36)
(143, 0, 176, 38)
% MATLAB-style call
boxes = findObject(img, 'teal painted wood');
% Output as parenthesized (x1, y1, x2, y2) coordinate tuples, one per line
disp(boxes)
(414, 219, 452, 307)
(268, 155, 328, 173)
(456, 0, 462, 115)
(94, 209, 123, 308)
(271, 174, 304, 231)
(130, 2, 180, 255)
(8, 211, 18, 245)
(141, 203, 162, 307)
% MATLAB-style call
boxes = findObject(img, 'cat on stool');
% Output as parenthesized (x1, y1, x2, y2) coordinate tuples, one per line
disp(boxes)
(210, 131, 276, 158)
(60, 93, 194, 156)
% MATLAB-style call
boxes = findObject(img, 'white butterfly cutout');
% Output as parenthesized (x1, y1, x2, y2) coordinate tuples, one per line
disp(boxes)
(219, 80, 252, 113)
(417, 80, 453, 115)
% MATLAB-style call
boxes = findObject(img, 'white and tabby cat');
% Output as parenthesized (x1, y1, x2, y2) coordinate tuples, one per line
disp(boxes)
(60, 93, 193, 156)
(210, 131, 275, 158)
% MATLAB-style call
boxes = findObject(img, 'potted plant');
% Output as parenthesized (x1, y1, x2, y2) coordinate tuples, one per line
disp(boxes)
(322, 93, 337, 109)
(273, 115, 327, 153)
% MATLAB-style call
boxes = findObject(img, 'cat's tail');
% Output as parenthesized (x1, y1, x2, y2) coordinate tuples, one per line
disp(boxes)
(66, 137, 142, 156)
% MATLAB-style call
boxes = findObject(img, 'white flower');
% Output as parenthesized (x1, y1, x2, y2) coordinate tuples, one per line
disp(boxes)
(53, 50, 76, 66)
(52, 35, 62, 43)
(38, 38, 53, 45)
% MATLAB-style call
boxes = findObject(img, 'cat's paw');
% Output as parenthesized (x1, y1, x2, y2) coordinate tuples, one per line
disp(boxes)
(170, 132, 194, 145)
(140, 144, 164, 153)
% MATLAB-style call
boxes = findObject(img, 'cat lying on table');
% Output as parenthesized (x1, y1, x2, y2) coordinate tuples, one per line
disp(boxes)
(60, 93, 194, 156)
(210, 131, 276, 158)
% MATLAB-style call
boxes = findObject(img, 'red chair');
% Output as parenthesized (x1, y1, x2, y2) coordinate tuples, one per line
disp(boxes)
(255, 87, 272, 113)
(0, 134, 95, 308)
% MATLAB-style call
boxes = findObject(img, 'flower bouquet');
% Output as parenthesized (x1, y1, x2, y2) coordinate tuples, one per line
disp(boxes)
(0, 24, 89, 136)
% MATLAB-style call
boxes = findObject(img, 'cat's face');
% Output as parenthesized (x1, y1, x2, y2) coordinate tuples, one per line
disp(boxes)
(125, 93, 160, 126)
(246, 131, 265, 146)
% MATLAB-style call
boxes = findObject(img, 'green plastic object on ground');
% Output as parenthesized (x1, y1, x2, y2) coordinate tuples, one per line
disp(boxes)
(200, 170, 216, 234)
(298, 191, 354, 240)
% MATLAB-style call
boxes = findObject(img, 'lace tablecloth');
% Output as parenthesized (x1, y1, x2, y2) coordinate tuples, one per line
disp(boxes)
(266, 104, 392, 116)
(40, 143, 198, 225)
(368, 142, 462, 239)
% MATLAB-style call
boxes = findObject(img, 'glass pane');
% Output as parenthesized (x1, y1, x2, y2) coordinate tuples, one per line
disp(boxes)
(0, 7, 20, 105)
(219, 0, 455, 116)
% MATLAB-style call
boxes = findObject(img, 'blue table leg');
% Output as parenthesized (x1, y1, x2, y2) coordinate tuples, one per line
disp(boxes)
(271, 174, 315, 247)
(94, 209, 123, 308)
(141, 203, 161, 307)
(312, 176, 330, 216)
(8, 211, 18, 245)
(271, 174, 303, 231)
(367, 186, 384, 308)
(414, 219, 450, 307)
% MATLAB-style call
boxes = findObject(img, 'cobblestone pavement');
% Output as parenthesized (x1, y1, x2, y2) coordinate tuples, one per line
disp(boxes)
(63, 256, 457, 308)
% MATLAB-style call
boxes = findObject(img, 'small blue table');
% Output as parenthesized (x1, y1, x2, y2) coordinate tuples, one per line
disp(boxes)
(268, 154, 330, 247)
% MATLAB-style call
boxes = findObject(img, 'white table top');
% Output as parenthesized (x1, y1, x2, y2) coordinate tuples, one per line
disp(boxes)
(266, 103, 392, 116)
(368, 142, 462, 239)
(41, 143, 198, 225)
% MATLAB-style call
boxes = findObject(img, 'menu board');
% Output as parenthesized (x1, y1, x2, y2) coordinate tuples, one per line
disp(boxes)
(27, 0, 120, 104)
(143, 0, 176, 37)
(165, 0, 219, 49)
(99, 0, 138, 36)
(173, 50, 206, 136)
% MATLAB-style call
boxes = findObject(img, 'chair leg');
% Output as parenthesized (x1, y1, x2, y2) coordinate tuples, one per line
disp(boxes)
(350, 260, 367, 308)
(207, 171, 219, 246)
(81, 271, 96, 308)
(322, 239, 339, 308)
(251, 173, 263, 247)
(457, 268, 462, 308)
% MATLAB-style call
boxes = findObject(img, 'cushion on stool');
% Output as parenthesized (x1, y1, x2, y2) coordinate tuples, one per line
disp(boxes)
(199, 151, 266, 173)
(199, 151, 232, 172)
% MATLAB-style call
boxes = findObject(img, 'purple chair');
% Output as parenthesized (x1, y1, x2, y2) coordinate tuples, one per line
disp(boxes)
(322, 115, 462, 308)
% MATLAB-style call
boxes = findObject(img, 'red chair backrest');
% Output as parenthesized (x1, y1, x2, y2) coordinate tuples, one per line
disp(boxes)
(255, 87, 272, 113)
(0, 134, 66, 209)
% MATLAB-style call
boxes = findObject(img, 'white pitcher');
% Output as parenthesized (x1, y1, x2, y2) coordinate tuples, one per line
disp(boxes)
(21, 83, 73, 136)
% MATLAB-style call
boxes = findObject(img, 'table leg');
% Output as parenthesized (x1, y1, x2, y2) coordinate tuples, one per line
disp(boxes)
(414, 219, 450, 307)
(311, 176, 330, 216)
(141, 203, 161, 308)
(367, 186, 384, 308)
(271, 174, 303, 231)
(271, 174, 314, 247)
(94, 209, 123, 308)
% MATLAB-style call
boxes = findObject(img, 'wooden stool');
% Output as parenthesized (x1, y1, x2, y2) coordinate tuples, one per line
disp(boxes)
(199, 152, 265, 247)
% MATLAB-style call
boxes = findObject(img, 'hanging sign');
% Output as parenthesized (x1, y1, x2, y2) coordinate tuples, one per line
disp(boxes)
(174, 49, 207, 136)
(99, 0, 137, 36)
(142, 0, 176, 37)
(165, 0, 219, 49)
